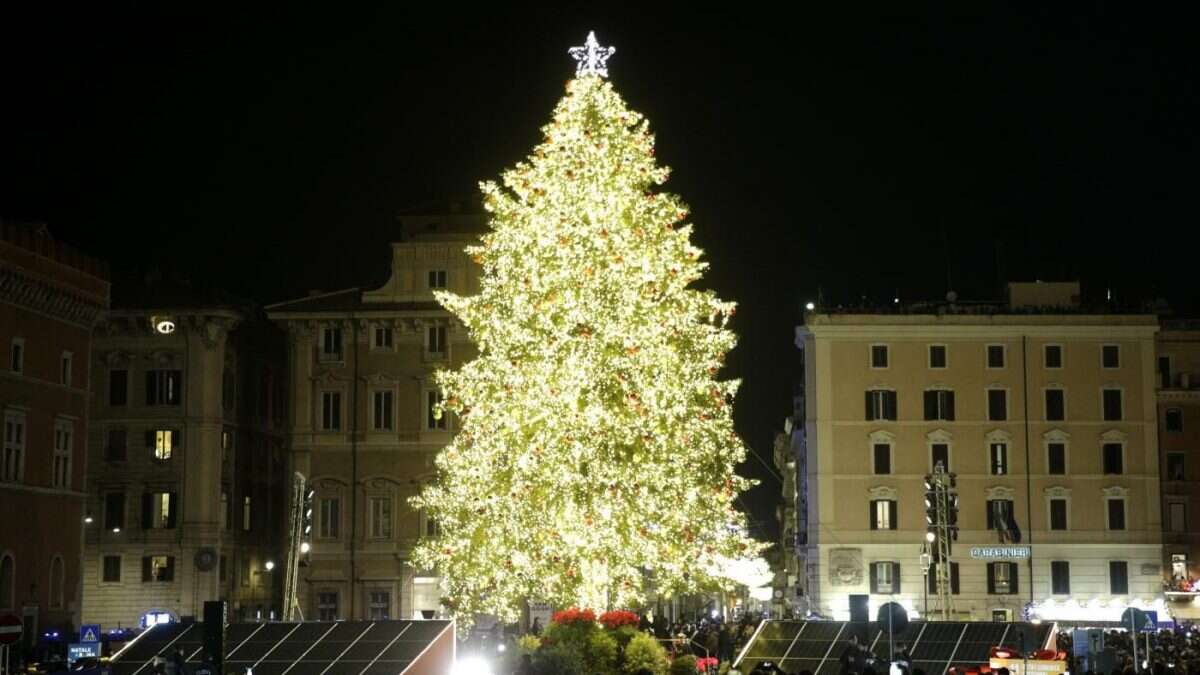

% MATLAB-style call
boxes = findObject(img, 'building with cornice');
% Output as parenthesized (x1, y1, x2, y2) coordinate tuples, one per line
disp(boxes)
(0, 222, 109, 651)
(266, 212, 482, 621)
(81, 281, 286, 628)
(795, 282, 1163, 622)
(1157, 322, 1200, 617)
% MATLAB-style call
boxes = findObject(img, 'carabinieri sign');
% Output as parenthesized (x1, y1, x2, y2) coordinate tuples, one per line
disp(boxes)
(970, 546, 1031, 560)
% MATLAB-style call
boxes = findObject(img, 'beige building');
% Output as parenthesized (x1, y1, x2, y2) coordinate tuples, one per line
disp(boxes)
(82, 289, 287, 628)
(795, 282, 1163, 622)
(267, 213, 482, 621)
(1158, 322, 1200, 612)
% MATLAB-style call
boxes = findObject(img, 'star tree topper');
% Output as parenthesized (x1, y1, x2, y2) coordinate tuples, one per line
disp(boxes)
(569, 31, 615, 78)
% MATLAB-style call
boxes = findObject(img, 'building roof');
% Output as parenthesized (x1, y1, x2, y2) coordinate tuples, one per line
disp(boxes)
(265, 288, 443, 315)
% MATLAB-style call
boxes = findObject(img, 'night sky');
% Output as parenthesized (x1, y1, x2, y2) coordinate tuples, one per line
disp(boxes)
(3, 6, 1197, 536)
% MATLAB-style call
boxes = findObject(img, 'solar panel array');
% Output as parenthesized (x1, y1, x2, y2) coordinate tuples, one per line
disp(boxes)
(109, 620, 454, 675)
(737, 620, 1053, 675)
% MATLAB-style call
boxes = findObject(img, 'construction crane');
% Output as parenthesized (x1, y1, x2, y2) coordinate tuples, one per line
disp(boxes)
(924, 463, 958, 620)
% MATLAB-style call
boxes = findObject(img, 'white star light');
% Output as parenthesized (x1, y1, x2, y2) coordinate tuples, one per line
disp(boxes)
(569, 31, 615, 78)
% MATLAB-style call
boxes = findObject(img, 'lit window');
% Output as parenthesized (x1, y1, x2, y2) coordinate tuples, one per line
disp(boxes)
(153, 430, 175, 460)
(869, 499, 896, 530)
(144, 492, 175, 529)
(143, 555, 174, 583)
(871, 562, 898, 594)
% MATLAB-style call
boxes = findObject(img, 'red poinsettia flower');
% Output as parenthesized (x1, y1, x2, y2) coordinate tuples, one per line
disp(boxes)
(550, 607, 597, 626)
(598, 609, 640, 630)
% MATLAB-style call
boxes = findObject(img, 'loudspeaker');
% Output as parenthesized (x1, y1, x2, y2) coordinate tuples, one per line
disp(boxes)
(203, 600, 226, 675)
(849, 594, 869, 623)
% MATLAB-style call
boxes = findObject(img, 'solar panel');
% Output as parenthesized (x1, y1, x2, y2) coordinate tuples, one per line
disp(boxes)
(109, 620, 454, 675)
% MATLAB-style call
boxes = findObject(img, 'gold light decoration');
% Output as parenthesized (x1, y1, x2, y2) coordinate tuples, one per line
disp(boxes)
(410, 70, 763, 629)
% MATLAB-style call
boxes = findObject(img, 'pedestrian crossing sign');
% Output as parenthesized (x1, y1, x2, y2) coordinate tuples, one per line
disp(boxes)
(80, 624, 100, 643)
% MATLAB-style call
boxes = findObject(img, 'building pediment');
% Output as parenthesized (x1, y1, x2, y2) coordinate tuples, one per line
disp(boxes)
(986, 485, 1016, 500)
(1043, 428, 1070, 442)
(1044, 485, 1072, 497)
(926, 428, 953, 442)
(1102, 485, 1131, 498)
(868, 485, 897, 500)
(1100, 429, 1128, 442)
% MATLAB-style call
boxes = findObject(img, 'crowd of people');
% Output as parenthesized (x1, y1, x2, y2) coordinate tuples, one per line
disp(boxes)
(1057, 624, 1200, 675)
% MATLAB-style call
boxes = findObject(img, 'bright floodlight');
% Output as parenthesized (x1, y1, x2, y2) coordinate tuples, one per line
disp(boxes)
(264, 561, 275, 571)
(451, 657, 494, 675)
(300, 542, 311, 554)
(805, 302, 815, 311)
(925, 532, 935, 542)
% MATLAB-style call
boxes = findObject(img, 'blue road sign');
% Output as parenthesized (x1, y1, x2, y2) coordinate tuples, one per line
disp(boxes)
(68, 641, 101, 665)
(80, 624, 101, 643)
(1142, 611, 1159, 633)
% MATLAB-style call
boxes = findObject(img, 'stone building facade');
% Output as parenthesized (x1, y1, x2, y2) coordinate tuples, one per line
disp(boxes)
(267, 214, 482, 621)
(795, 282, 1163, 622)
(81, 292, 286, 628)
(1158, 322, 1200, 616)
(0, 222, 109, 648)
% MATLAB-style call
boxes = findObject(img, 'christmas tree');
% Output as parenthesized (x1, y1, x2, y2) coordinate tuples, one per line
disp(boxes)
(411, 32, 763, 626)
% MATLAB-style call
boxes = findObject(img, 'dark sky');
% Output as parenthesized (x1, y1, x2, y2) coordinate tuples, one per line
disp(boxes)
(3, 6, 1197, 537)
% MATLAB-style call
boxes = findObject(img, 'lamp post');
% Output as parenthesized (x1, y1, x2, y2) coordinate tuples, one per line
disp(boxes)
(920, 532, 934, 617)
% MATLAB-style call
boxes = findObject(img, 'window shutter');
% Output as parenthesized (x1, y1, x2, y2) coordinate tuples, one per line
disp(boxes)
(144, 430, 154, 447)
(924, 391, 936, 420)
(892, 563, 901, 593)
(171, 429, 181, 450)
(146, 371, 155, 405)
(945, 392, 955, 420)
(167, 493, 178, 529)
(869, 502, 878, 530)
(885, 392, 897, 420)
(141, 557, 152, 582)
(986, 563, 996, 594)
(865, 392, 874, 421)
(986, 501, 994, 530)
(951, 562, 960, 594)
(869, 563, 878, 593)
(165, 556, 175, 581)
(141, 493, 152, 529)
(1009, 563, 1019, 595)
(888, 501, 898, 530)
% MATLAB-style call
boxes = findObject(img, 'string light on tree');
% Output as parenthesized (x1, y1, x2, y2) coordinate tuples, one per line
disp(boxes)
(411, 32, 764, 630)
(568, 30, 616, 78)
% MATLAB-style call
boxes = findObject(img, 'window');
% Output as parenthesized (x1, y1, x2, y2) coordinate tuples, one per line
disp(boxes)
(1047, 443, 1066, 475)
(49, 556, 64, 608)
(104, 493, 126, 530)
(987, 562, 1018, 595)
(427, 325, 447, 357)
(865, 390, 898, 421)
(1044, 344, 1063, 369)
(1107, 498, 1126, 531)
(373, 391, 394, 431)
(369, 497, 392, 539)
(1045, 389, 1065, 421)
(870, 562, 900, 594)
(987, 345, 1006, 369)
(102, 556, 121, 583)
(106, 429, 127, 462)
(221, 492, 229, 531)
(870, 345, 889, 369)
(0, 555, 12, 609)
(927, 562, 960, 594)
(987, 389, 1008, 421)
(142, 492, 177, 530)
(240, 557, 250, 587)
(931, 443, 950, 472)
(424, 513, 439, 538)
(1168, 502, 1187, 533)
(427, 391, 447, 430)
(1102, 389, 1123, 421)
(242, 496, 252, 532)
(1168, 453, 1185, 481)
(319, 497, 341, 538)
(318, 592, 339, 621)
(923, 390, 955, 421)
(109, 370, 128, 406)
(145, 370, 182, 406)
(986, 500, 1014, 531)
(1103, 443, 1123, 475)
(990, 442, 1008, 475)
(150, 429, 177, 460)
(1167, 408, 1184, 433)
(1159, 356, 1173, 389)
(929, 345, 947, 369)
(1050, 561, 1070, 595)
(373, 326, 394, 350)
(368, 590, 391, 620)
(321, 392, 342, 431)
(1102, 345, 1120, 369)
(869, 500, 897, 530)
(1049, 498, 1068, 531)
(52, 419, 72, 488)
(320, 327, 343, 361)
(61, 352, 73, 386)
(142, 555, 175, 583)
(1109, 561, 1129, 595)
(428, 270, 447, 289)
(2, 411, 26, 482)
(9, 338, 24, 375)
(872, 443, 891, 475)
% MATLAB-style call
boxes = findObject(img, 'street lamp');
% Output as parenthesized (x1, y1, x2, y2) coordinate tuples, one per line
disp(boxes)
(920, 532, 934, 617)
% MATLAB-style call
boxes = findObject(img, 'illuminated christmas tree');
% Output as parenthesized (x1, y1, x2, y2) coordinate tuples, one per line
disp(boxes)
(411, 32, 763, 626)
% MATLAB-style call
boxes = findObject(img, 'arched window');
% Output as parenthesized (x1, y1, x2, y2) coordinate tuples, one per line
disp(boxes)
(0, 553, 14, 609)
(49, 555, 64, 608)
